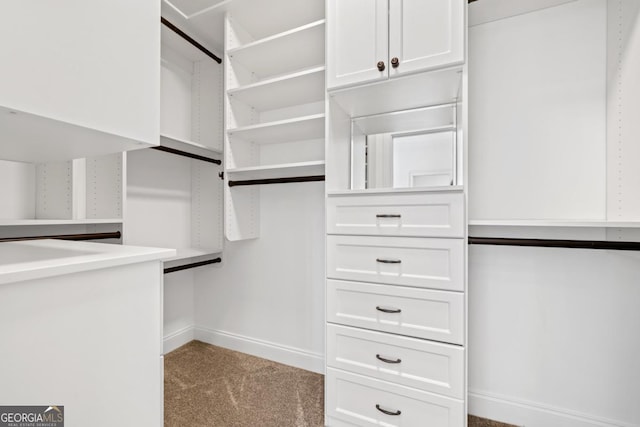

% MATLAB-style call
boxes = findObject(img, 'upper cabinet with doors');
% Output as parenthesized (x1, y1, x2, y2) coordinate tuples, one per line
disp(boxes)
(0, 0, 160, 163)
(327, 0, 464, 90)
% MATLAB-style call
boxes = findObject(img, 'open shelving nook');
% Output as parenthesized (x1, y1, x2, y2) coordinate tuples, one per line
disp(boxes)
(224, 7, 326, 240)
(124, 19, 224, 270)
(0, 154, 125, 222)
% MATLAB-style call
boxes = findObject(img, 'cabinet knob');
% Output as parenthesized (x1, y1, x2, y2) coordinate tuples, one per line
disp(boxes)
(391, 57, 400, 68)
(377, 61, 385, 72)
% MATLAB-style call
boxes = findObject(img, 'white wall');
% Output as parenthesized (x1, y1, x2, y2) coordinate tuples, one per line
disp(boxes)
(468, 245, 640, 427)
(467, 1, 640, 426)
(194, 181, 325, 373)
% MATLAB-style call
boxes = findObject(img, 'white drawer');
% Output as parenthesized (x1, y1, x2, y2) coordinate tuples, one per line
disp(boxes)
(326, 368, 464, 427)
(327, 280, 464, 344)
(327, 192, 464, 238)
(327, 235, 464, 291)
(327, 324, 464, 398)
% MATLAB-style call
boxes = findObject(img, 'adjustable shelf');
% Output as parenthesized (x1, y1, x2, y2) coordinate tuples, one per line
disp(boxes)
(468, 220, 640, 228)
(227, 113, 325, 144)
(227, 66, 325, 111)
(0, 219, 123, 226)
(227, 160, 325, 180)
(227, 20, 325, 79)
(159, 134, 223, 164)
(163, 248, 223, 273)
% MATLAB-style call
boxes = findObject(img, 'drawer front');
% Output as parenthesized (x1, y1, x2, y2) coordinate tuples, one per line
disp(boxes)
(327, 324, 464, 398)
(327, 235, 464, 291)
(326, 368, 464, 427)
(327, 192, 464, 238)
(327, 280, 464, 344)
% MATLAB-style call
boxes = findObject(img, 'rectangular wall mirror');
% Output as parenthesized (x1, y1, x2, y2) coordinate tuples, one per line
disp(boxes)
(351, 104, 457, 190)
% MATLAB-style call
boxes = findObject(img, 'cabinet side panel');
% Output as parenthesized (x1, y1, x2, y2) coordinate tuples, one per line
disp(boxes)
(607, 0, 640, 220)
(35, 161, 73, 220)
(0, 161, 35, 220)
(85, 154, 123, 220)
(0, 0, 160, 144)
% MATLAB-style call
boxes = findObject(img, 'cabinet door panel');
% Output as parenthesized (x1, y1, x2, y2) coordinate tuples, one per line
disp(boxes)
(389, 0, 464, 76)
(328, 0, 388, 89)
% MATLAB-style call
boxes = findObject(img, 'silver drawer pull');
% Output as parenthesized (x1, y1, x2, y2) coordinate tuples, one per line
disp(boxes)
(376, 258, 401, 264)
(376, 306, 401, 314)
(376, 214, 401, 218)
(376, 354, 401, 364)
(376, 404, 401, 416)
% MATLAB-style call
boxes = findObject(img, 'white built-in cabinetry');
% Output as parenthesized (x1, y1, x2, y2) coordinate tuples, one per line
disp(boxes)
(325, 1, 467, 425)
(0, 0, 160, 162)
(327, 0, 464, 89)
(224, 7, 326, 240)
(125, 23, 224, 270)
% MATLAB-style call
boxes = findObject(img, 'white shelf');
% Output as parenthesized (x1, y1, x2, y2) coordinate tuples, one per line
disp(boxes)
(163, 247, 222, 270)
(160, 134, 223, 158)
(227, 113, 325, 144)
(227, 20, 325, 78)
(327, 186, 464, 196)
(469, 220, 640, 228)
(227, 66, 325, 111)
(329, 67, 463, 117)
(0, 105, 152, 163)
(0, 219, 123, 226)
(227, 160, 325, 180)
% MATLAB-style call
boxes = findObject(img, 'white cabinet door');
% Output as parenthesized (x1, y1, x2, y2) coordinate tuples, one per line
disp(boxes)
(389, 0, 464, 77)
(327, 0, 388, 89)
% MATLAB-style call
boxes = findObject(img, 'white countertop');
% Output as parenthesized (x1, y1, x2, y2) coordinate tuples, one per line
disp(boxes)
(0, 239, 176, 285)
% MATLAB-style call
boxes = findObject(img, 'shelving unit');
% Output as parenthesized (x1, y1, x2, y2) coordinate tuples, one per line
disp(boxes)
(124, 19, 224, 272)
(224, 7, 326, 240)
(0, 154, 125, 243)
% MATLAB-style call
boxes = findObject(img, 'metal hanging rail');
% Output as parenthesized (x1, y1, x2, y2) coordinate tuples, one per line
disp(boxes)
(151, 146, 222, 165)
(468, 236, 640, 251)
(228, 175, 326, 187)
(164, 257, 222, 274)
(161, 17, 222, 64)
(0, 231, 122, 243)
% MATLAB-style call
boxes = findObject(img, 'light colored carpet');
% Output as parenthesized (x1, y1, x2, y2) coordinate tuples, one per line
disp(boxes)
(164, 340, 517, 427)
(164, 341, 324, 426)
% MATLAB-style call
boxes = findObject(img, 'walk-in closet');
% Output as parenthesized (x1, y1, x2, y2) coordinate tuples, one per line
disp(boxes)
(1, 1, 639, 426)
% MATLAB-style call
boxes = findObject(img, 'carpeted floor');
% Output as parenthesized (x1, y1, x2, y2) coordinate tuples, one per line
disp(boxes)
(164, 340, 518, 427)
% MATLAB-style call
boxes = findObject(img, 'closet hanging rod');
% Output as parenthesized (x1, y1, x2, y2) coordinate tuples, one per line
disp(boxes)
(164, 257, 222, 274)
(468, 236, 640, 251)
(228, 175, 325, 187)
(0, 231, 121, 243)
(151, 146, 222, 165)
(161, 17, 222, 64)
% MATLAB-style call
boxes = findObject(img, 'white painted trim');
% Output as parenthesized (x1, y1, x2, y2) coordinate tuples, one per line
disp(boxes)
(468, 389, 636, 427)
(163, 325, 195, 354)
(194, 327, 325, 374)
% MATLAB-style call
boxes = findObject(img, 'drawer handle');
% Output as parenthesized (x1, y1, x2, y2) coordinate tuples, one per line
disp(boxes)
(376, 306, 401, 314)
(376, 354, 402, 364)
(376, 404, 401, 416)
(376, 258, 401, 264)
(376, 214, 401, 218)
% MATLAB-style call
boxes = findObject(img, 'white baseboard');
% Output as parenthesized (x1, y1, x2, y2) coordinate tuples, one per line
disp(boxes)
(468, 389, 636, 427)
(194, 327, 325, 374)
(163, 325, 195, 354)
